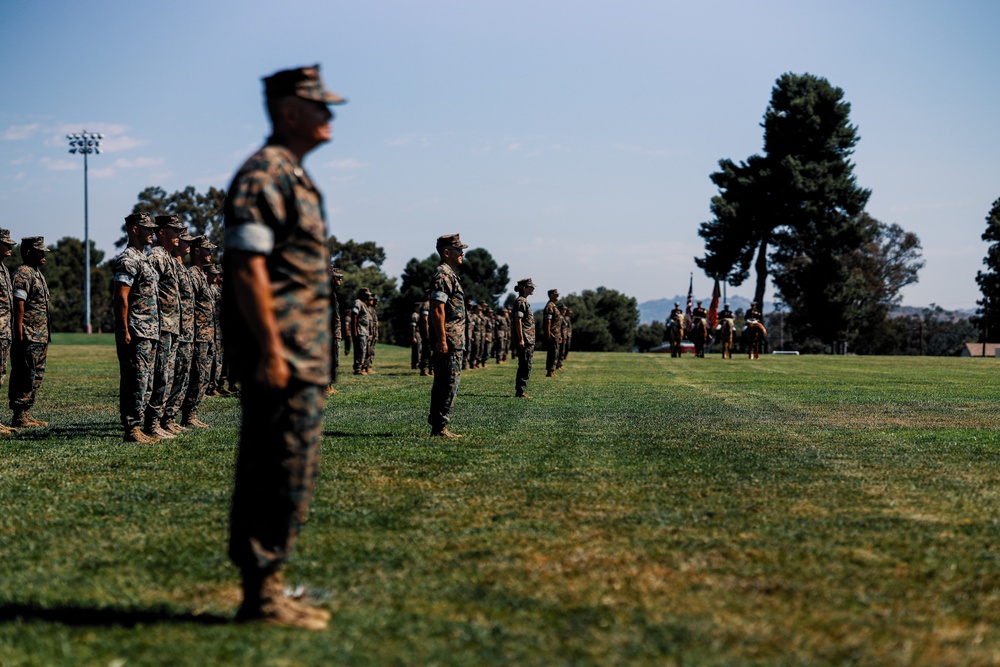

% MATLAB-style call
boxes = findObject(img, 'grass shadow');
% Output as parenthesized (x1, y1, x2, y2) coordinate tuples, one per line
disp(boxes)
(0, 602, 229, 627)
(9, 423, 122, 440)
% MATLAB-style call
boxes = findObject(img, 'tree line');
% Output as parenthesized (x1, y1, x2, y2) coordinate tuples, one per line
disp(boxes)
(43, 185, 642, 351)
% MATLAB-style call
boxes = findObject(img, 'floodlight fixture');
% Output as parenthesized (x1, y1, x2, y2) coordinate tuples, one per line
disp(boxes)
(65, 129, 103, 334)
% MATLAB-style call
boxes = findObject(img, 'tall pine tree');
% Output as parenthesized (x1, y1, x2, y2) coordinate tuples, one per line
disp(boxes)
(974, 197, 1000, 341)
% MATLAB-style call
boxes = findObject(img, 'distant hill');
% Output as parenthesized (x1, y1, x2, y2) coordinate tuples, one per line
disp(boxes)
(638, 295, 775, 324)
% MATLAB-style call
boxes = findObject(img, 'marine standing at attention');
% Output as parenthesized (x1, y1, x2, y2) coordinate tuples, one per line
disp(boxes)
(144, 214, 184, 440)
(0, 229, 16, 435)
(544, 288, 561, 377)
(512, 278, 536, 398)
(9, 237, 51, 429)
(427, 233, 468, 438)
(223, 64, 343, 630)
(113, 214, 160, 443)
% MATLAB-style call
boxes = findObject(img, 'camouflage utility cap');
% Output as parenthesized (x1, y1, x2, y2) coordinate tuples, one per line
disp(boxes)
(436, 234, 469, 250)
(0, 229, 13, 246)
(205, 264, 222, 275)
(358, 287, 371, 298)
(548, 289, 559, 297)
(329, 266, 343, 280)
(124, 212, 156, 228)
(179, 231, 196, 242)
(516, 278, 535, 290)
(263, 64, 346, 105)
(154, 214, 186, 230)
(191, 236, 217, 251)
(20, 236, 50, 253)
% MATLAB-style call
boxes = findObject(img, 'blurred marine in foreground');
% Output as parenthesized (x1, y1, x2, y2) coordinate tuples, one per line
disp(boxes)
(222, 64, 345, 631)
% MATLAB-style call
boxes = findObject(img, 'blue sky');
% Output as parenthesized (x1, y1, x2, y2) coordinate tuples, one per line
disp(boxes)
(1, 0, 997, 309)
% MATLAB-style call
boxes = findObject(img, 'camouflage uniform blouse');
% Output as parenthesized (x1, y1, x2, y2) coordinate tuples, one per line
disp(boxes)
(112, 247, 159, 341)
(352, 299, 372, 335)
(190, 265, 215, 344)
(331, 296, 342, 341)
(544, 301, 562, 341)
(0, 262, 12, 341)
(177, 262, 195, 344)
(223, 141, 331, 386)
(429, 263, 466, 352)
(513, 295, 534, 347)
(148, 245, 180, 335)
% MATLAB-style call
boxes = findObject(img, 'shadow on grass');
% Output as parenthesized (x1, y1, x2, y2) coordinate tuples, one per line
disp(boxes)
(9, 423, 122, 440)
(0, 602, 229, 627)
(324, 430, 397, 438)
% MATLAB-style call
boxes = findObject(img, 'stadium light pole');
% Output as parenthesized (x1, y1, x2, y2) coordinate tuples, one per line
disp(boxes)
(67, 130, 102, 334)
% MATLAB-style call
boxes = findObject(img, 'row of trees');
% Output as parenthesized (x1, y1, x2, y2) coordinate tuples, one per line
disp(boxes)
(38, 185, 641, 351)
(695, 72, 926, 354)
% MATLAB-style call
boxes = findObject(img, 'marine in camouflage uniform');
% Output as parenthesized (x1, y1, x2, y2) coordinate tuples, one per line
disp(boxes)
(558, 305, 572, 366)
(494, 308, 510, 364)
(351, 287, 372, 374)
(418, 297, 432, 376)
(113, 214, 161, 443)
(206, 265, 229, 395)
(428, 234, 468, 438)
(364, 295, 378, 373)
(0, 230, 17, 435)
(181, 236, 216, 428)
(409, 301, 421, 370)
(326, 265, 343, 395)
(9, 237, 52, 428)
(543, 289, 561, 377)
(223, 64, 341, 630)
(478, 304, 492, 368)
(463, 299, 476, 371)
(164, 232, 196, 432)
(144, 214, 185, 441)
(512, 278, 536, 398)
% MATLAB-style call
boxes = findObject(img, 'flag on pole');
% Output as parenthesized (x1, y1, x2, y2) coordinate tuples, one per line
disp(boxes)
(708, 279, 721, 329)
(685, 273, 694, 331)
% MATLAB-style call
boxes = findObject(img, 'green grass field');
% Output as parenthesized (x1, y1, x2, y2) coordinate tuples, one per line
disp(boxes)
(2, 336, 999, 666)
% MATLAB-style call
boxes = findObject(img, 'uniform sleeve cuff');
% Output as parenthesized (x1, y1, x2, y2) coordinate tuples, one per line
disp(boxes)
(225, 224, 274, 254)
(114, 273, 134, 286)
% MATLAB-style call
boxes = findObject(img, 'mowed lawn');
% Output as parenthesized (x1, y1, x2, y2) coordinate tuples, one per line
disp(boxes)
(2, 335, 999, 666)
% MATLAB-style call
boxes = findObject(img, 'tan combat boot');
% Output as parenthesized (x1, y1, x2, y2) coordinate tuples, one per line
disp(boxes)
(125, 426, 156, 443)
(236, 570, 330, 631)
(181, 410, 211, 429)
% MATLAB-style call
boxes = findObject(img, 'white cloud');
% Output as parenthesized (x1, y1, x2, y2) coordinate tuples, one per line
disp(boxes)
(3, 124, 41, 140)
(40, 157, 78, 172)
(10, 155, 33, 165)
(325, 158, 367, 169)
(114, 157, 164, 169)
(90, 167, 117, 180)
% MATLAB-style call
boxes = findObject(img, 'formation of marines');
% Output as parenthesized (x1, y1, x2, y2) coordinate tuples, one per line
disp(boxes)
(7, 65, 578, 631)
(111, 213, 230, 443)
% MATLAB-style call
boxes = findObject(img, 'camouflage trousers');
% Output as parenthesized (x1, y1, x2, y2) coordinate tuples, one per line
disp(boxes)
(115, 334, 157, 429)
(560, 336, 570, 362)
(479, 338, 491, 366)
(365, 337, 376, 371)
(165, 341, 193, 421)
(229, 379, 324, 575)
(145, 331, 177, 423)
(428, 349, 462, 432)
(411, 341, 420, 369)
(419, 339, 431, 371)
(514, 344, 533, 397)
(182, 341, 213, 415)
(211, 335, 228, 389)
(352, 334, 368, 373)
(0, 337, 10, 386)
(546, 337, 562, 372)
(330, 337, 341, 384)
(9, 340, 48, 412)
(494, 336, 509, 363)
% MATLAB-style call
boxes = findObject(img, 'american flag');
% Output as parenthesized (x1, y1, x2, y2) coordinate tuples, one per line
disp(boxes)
(685, 273, 693, 329)
(708, 279, 721, 329)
